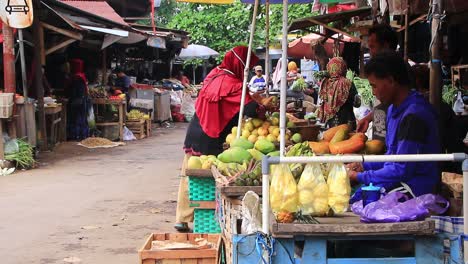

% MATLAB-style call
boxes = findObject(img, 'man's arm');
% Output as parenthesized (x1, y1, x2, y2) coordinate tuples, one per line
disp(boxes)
(357, 114, 428, 185)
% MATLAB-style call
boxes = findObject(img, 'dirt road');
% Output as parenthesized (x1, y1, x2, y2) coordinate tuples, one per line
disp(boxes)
(0, 124, 188, 264)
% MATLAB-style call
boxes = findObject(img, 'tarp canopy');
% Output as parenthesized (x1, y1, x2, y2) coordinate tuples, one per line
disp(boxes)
(178, 44, 219, 60)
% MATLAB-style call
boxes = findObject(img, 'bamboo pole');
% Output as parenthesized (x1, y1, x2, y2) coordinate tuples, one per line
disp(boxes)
(279, 0, 288, 157)
(236, 0, 259, 139)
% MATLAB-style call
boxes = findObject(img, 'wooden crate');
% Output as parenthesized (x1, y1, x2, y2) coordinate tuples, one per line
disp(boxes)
(127, 119, 146, 139)
(139, 233, 222, 264)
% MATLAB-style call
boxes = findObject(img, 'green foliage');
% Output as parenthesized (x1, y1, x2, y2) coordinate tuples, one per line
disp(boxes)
(442, 84, 457, 105)
(154, 0, 317, 60)
(183, 58, 205, 68)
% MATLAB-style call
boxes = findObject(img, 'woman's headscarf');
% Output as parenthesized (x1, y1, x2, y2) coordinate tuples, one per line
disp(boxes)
(195, 46, 259, 138)
(70, 59, 87, 84)
(317, 57, 352, 123)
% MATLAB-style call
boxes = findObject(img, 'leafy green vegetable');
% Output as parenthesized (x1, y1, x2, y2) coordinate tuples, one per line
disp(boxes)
(353, 77, 374, 106)
(5, 139, 35, 169)
(442, 85, 457, 106)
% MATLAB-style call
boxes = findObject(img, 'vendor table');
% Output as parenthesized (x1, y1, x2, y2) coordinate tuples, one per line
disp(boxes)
(91, 99, 126, 141)
(234, 213, 444, 264)
(45, 104, 63, 149)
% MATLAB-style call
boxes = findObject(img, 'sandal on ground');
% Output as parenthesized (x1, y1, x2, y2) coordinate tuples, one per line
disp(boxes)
(174, 222, 189, 232)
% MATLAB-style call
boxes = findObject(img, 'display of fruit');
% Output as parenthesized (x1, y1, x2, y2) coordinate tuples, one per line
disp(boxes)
(187, 156, 202, 169)
(323, 124, 349, 142)
(365, 140, 385, 154)
(230, 138, 254, 150)
(89, 86, 107, 98)
(275, 211, 295, 223)
(217, 147, 252, 164)
(291, 133, 302, 143)
(127, 110, 145, 120)
(109, 95, 122, 101)
(254, 139, 275, 154)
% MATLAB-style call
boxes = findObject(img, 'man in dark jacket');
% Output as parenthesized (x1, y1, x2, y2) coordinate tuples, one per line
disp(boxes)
(348, 52, 440, 200)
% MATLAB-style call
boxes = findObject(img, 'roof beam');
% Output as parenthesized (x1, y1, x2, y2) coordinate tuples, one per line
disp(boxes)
(40, 22, 83, 40)
(306, 18, 360, 42)
(46, 38, 77, 55)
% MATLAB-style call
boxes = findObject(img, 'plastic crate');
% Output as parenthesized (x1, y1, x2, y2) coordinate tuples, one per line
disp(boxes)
(194, 209, 221, 234)
(0, 93, 14, 106)
(0, 104, 13, 118)
(189, 176, 216, 201)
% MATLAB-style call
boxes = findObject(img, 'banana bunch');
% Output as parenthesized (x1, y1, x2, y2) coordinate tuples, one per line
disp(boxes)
(286, 142, 312, 180)
(217, 161, 247, 177)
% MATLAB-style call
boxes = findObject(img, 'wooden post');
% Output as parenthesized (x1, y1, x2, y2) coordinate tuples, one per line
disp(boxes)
(102, 49, 107, 85)
(429, 0, 442, 113)
(33, 18, 48, 151)
(265, 0, 270, 94)
(403, 4, 409, 62)
(3, 25, 16, 93)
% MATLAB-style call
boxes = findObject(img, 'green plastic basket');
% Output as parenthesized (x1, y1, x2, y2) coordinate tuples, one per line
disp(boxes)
(194, 209, 221, 234)
(189, 177, 216, 201)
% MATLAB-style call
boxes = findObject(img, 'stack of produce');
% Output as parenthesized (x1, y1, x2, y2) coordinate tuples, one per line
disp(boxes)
(226, 114, 301, 146)
(5, 139, 34, 169)
(126, 110, 150, 121)
(308, 124, 385, 155)
(89, 87, 107, 99)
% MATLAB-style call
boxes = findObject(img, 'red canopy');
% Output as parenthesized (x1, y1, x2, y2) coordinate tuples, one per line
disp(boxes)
(287, 33, 356, 59)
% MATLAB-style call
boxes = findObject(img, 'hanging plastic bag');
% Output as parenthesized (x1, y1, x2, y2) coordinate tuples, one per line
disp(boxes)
(87, 105, 96, 129)
(453, 91, 465, 114)
(181, 93, 196, 122)
(241, 191, 262, 234)
(123, 126, 137, 141)
(270, 164, 299, 213)
(327, 163, 351, 213)
(298, 163, 329, 216)
(352, 192, 449, 223)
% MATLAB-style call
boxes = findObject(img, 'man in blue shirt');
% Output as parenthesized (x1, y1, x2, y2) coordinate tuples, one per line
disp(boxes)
(348, 52, 440, 201)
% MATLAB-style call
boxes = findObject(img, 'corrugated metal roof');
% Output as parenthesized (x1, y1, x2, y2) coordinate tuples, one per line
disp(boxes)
(60, 0, 128, 26)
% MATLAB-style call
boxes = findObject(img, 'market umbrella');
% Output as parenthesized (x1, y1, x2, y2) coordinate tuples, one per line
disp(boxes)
(287, 33, 354, 59)
(178, 44, 219, 60)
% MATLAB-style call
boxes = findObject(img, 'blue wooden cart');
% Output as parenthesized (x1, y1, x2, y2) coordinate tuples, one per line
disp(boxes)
(231, 213, 459, 264)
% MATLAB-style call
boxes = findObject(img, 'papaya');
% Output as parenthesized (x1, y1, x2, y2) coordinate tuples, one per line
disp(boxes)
(309, 141, 330, 155)
(330, 128, 349, 144)
(329, 139, 365, 155)
(349, 133, 368, 143)
(248, 148, 265, 161)
(254, 139, 276, 154)
(323, 124, 349, 142)
(217, 147, 252, 164)
(365, 140, 386, 154)
(230, 138, 254, 149)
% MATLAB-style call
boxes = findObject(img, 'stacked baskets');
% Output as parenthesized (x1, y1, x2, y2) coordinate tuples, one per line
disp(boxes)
(189, 176, 221, 233)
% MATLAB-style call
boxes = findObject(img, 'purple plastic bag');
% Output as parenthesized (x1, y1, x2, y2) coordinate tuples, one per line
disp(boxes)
(352, 192, 449, 223)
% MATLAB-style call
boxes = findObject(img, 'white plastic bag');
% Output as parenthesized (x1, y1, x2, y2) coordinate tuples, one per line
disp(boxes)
(181, 93, 196, 122)
(453, 91, 464, 114)
(241, 191, 262, 234)
(123, 127, 137, 141)
(87, 106, 96, 129)
(169, 91, 182, 106)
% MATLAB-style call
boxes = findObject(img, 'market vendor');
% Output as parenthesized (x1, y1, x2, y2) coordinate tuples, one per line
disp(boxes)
(112, 68, 131, 109)
(67, 59, 89, 141)
(348, 52, 440, 201)
(356, 24, 399, 141)
(317, 57, 357, 129)
(176, 46, 272, 232)
(183, 46, 271, 156)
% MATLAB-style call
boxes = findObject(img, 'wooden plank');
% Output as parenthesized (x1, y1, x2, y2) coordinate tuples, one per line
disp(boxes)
(141, 249, 217, 260)
(306, 17, 360, 42)
(301, 238, 327, 263)
(95, 122, 120, 126)
(142, 260, 154, 264)
(219, 186, 262, 197)
(328, 258, 416, 264)
(45, 38, 76, 56)
(168, 233, 189, 243)
(40, 22, 83, 40)
(415, 236, 444, 264)
(119, 103, 124, 141)
(272, 238, 294, 264)
(180, 260, 197, 264)
(185, 169, 213, 178)
(0, 121, 4, 160)
(189, 201, 216, 209)
(396, 14, 428, 32)
(272, 218, 435, 237)
(161, 260, 180, 264)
